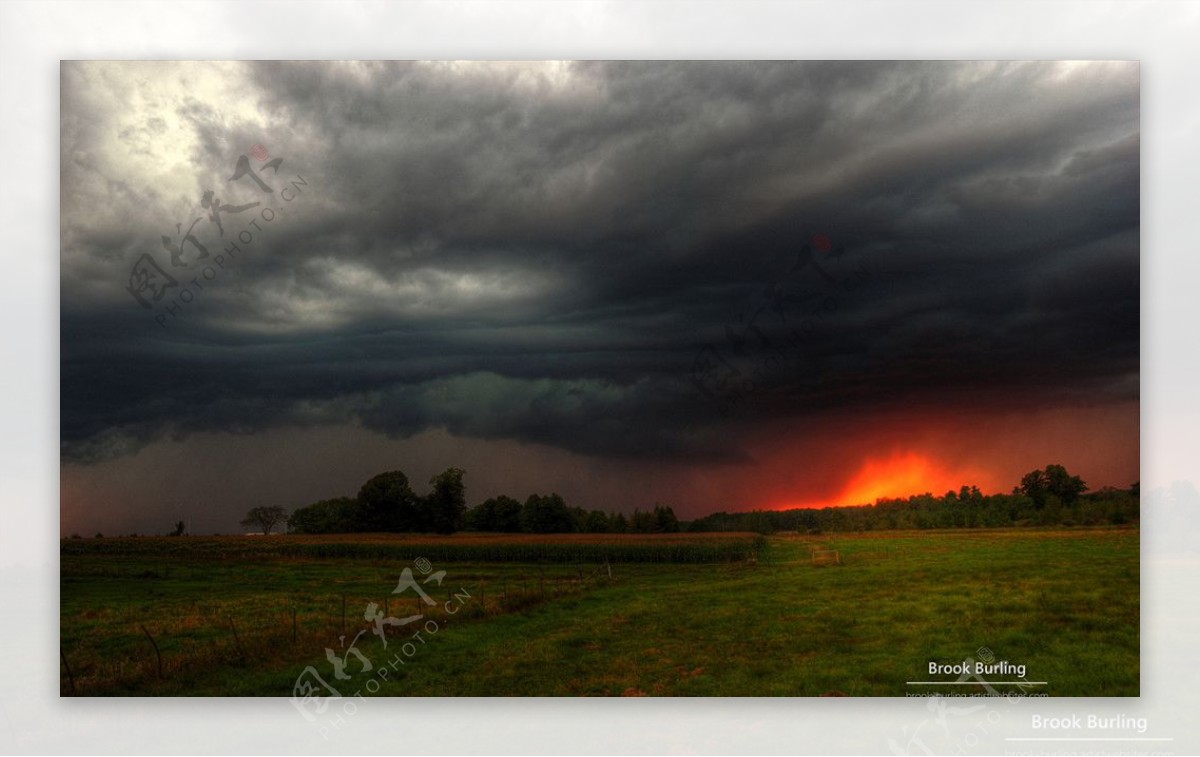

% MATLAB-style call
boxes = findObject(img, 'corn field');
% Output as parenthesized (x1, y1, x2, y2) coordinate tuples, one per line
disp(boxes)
(61, 532, 766, 564)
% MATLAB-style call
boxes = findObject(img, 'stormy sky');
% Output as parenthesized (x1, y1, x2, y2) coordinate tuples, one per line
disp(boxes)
(60, 61, 1139, 535)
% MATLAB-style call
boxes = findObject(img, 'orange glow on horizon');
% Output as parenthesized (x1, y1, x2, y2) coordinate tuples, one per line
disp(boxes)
(780, 451, 990, 510)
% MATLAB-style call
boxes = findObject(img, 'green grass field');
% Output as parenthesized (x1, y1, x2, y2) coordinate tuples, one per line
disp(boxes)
(59, 528, 1138, 697)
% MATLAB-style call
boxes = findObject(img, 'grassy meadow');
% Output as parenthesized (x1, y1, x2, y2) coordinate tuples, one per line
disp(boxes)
(59, 528, 1138, 697)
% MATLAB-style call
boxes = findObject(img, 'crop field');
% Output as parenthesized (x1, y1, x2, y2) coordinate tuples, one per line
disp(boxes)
(59, 528, 1138, 698)
(59, 531, 763, 563)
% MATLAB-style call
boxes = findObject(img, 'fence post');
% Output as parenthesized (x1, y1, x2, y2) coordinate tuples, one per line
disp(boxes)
(229, 617, 246, 662)
(139, 623, 163, 679)
(61, 648, 76, 694)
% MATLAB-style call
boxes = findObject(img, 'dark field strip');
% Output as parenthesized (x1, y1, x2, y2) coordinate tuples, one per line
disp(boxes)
(60, 533, 766, 564)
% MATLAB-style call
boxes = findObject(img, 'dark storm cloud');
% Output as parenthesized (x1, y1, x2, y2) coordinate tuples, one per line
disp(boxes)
(60, 61, 1139, 464)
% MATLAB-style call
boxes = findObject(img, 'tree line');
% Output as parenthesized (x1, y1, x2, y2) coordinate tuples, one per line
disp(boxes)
(468, 494, 680, 534)
(249, 462, 1135, 536)
(281, 468, 682, 535)
(689, 466, 1138, 534)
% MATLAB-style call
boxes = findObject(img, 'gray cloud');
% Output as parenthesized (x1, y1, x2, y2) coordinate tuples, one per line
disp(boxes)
(61, 61, 1139, 468)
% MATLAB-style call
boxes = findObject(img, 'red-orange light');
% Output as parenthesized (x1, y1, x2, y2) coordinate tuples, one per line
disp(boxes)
(786, 451, 985, 509)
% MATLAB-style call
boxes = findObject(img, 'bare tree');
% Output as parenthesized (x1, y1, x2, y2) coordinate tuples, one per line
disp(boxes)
(240, 506, 288, 535)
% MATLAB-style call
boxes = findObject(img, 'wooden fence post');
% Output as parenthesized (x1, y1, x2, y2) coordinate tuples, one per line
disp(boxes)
(229, 617, 246, 662)
(139, 623, 163, 679)
(61, 648, 76, 694)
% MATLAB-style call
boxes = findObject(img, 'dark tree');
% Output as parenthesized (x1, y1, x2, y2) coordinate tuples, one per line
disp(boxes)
(423, 468, 467, 534)
(288, 497, 360, 533)
(629, 508, 658, 533)
(653, 504, 681, 533)
(357, 471, 418, 531)
(240, 505, 288, 535)
(520, 493, 576, 533)
(1019, 469, 1049, 507)
(582, 510, 611, 533)
(1020, 464, 1087, 507)
(468, 495, 523, 532)
(1044, 464, 1088, 504)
